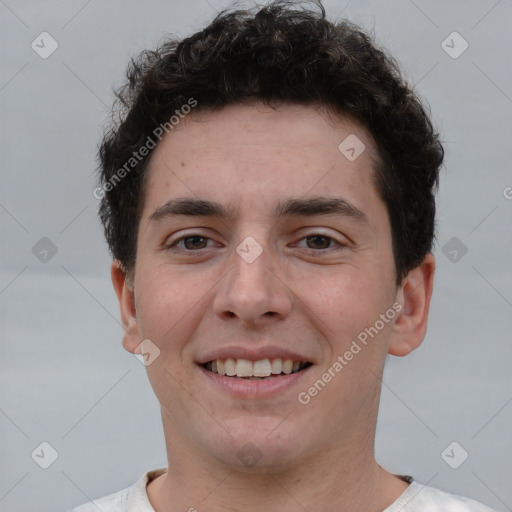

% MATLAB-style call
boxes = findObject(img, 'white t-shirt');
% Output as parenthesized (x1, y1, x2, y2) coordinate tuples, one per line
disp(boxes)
(68, 468, 498, 512)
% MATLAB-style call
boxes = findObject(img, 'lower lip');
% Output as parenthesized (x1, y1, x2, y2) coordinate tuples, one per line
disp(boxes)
(198, 364, 312, 398)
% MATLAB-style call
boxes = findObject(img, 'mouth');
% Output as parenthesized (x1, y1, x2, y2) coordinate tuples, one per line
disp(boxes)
(200, 358, 313, 380)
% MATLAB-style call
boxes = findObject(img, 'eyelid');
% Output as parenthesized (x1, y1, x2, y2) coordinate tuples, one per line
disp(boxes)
(165, 229, 348, 253)
(292, 233, 347, 250)
(293, 226, 350, 244)
(165, 230, 218, 249)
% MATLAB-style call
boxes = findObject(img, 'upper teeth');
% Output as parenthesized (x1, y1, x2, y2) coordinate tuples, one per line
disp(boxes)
(206, 358, 305, 377)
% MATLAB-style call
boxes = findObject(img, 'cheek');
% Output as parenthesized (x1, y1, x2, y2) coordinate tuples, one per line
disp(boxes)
(135, 264, 220, 368)
(134, 266, 198, 341)
(312, 267, 379, 315)
(308, 268, 394, 352)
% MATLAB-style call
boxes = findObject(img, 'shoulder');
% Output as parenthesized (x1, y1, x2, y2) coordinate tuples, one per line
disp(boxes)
(66, 467, 166, 512)
(68, 468, 167, 512)
(67, 487, 128, 512)
(388, 481, 499, 512)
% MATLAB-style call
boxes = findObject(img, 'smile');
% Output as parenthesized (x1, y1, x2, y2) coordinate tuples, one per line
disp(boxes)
(201, 358, 312, 379)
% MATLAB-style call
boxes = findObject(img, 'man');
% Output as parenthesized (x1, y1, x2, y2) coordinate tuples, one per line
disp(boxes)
(72, 1, 497, 510)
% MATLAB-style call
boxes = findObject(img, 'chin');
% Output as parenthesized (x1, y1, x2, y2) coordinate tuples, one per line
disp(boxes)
(205, 418, 310, 473)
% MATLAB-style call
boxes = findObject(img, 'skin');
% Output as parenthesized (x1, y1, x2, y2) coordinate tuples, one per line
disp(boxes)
(112, 102, 435, 512)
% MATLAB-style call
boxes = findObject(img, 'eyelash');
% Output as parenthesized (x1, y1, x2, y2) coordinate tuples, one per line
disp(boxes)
(166, 233, 346, 254)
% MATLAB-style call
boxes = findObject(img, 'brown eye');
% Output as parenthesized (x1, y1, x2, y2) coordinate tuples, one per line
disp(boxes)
(180, 236, 209, 250)
(166, 234, 214, 252)
(305, 235, 334, 250)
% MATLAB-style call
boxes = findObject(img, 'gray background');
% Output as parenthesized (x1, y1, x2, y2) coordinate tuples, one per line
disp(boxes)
(1, 0, 511, 511)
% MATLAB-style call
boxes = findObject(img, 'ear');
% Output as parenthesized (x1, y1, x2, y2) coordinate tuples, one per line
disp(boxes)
(111, 260, 140, 354)
(388, 253, 435, 357)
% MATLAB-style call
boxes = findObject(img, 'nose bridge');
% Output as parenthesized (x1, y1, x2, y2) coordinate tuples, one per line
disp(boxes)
(234, 235, 271, 287)
(212, 233, 293, 324)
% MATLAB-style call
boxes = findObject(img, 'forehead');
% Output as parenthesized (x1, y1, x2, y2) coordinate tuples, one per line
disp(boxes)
(141, 103, 383, 220)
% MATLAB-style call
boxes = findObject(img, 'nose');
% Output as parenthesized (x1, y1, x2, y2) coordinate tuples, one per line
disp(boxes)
(212, 238, 293, 327)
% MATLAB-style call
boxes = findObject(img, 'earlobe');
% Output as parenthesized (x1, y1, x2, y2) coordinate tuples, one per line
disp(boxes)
(111, 260, 140, 354)
(388, 253, 435, 357)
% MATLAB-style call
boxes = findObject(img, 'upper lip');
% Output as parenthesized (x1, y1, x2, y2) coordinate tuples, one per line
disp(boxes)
(196, 346, 313, 365)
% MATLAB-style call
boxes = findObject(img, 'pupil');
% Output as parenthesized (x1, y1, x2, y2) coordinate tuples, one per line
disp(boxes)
(307, 235, 329, 249)
(185, 236, 207, 250)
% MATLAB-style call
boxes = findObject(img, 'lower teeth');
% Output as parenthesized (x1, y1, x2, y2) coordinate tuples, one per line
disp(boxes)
(236, 375, 275, 380)
(223, 372, 301, 379)
(202, 364, 311, 377)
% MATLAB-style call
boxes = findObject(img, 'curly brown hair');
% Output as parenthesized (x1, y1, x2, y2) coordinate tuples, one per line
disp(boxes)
(97, 0, 444, 284)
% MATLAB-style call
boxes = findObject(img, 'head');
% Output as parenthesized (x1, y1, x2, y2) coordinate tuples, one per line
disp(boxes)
(100, 1, 443, 472)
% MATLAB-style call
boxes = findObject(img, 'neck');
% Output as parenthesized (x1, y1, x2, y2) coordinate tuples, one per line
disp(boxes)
(147, 418, 409, 512)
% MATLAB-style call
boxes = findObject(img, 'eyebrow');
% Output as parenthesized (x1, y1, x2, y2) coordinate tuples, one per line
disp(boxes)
(148, 196, 369, 225)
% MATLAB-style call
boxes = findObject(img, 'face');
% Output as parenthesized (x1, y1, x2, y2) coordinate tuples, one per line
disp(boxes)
(113, 103, 431, 472)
